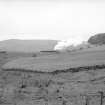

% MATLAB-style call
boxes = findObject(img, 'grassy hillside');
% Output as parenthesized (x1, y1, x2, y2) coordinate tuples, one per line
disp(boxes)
(0, 45, 105, 105)
(0, 39, 57, 52)
(2, 45, 105, 72)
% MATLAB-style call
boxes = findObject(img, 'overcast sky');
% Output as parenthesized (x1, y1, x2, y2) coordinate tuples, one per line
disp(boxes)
(0, 0, 105, 42)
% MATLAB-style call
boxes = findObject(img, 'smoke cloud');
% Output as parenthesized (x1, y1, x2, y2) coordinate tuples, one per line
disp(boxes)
(54, 37, 84, 51)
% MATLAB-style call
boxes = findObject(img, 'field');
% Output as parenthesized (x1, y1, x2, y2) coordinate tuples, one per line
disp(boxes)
(1, 46, 105, 105)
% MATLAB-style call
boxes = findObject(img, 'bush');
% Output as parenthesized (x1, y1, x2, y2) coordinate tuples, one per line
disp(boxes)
(32, 54, 37, 57)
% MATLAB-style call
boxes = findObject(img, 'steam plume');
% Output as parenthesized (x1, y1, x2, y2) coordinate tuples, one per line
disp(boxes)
(54, 38, 84, 51)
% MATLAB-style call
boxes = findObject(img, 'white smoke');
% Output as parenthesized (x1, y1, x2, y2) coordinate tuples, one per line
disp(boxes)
(54, 38, 85, 51)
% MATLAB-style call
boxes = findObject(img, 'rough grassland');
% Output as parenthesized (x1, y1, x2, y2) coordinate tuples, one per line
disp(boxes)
(3, 48, 105, 72)
(1, 46, 105, 105)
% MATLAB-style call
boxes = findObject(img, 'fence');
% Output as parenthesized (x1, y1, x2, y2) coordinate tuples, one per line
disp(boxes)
(79, 91, 105, 105)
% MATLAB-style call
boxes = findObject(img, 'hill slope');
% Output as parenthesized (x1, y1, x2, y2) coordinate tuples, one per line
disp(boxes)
(0, 39, 57, 52)
(88, 33, 105, 45)
(1, 44, 105, 105)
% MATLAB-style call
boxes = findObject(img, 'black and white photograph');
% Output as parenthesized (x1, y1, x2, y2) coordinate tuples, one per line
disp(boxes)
(0, 0, 105, 105)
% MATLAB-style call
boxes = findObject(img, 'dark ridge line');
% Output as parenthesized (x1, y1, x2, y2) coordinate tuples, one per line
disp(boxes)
(2, 64, 105, 74)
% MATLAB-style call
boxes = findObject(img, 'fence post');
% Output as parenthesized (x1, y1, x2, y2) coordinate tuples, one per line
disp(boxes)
(85, 95, 89, 105)
(99, 91, 104, 105)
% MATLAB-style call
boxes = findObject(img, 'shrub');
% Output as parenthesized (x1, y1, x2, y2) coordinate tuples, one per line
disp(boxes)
(32, 54, 37, 57)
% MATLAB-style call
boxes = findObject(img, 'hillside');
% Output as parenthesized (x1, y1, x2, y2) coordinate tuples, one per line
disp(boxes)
(2, 48, 105, 72)
(0, 39, 57, 52)
(88, 33, 105, 45)
(1, 45, 105, 105)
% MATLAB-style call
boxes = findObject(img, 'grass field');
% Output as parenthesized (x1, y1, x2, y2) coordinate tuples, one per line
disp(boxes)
(0, 45, 105, 105)
(2, 45, 105, 72)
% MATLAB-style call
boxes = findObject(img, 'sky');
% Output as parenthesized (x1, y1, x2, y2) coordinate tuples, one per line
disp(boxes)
(0, 0, 105, 42)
